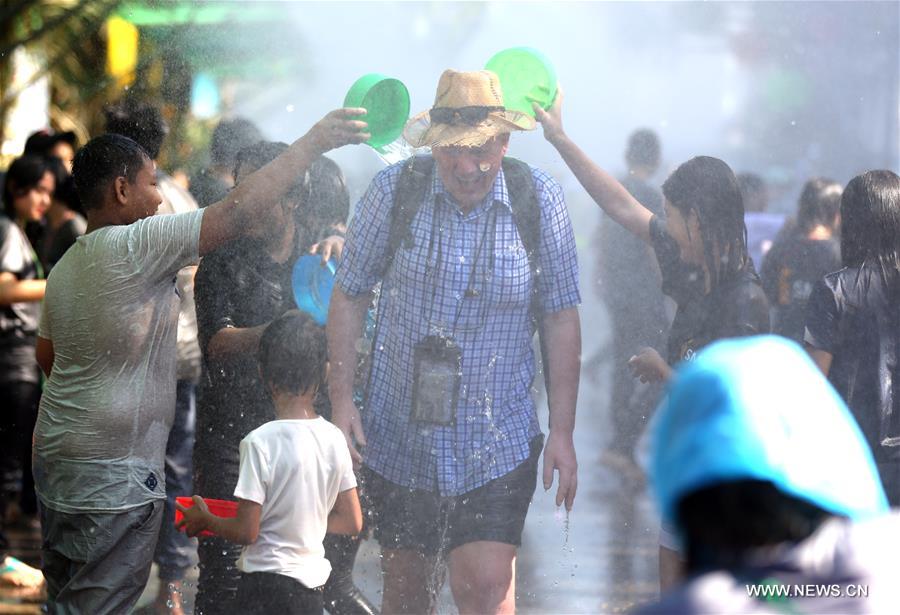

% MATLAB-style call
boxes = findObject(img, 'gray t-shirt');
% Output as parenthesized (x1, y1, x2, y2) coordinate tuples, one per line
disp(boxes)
(34, 209, 204, 513)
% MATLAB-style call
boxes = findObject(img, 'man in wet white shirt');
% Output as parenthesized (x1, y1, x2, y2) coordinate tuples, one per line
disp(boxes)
(33, 110, 368, 613)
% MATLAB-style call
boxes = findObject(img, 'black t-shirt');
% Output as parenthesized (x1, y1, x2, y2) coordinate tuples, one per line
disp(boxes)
(649, 215, 770, 365)
(41, 215, 87, 274)
(760, 231, 841, 342)
(597, 177, 668, 348)
(805, 264, 900, 464)
(194, 237, 295, 491)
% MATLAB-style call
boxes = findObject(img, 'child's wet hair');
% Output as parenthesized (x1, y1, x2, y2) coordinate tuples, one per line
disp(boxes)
(258, 310, 328, 396)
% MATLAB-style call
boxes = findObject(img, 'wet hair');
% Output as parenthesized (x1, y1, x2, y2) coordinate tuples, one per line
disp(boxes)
(211, 118, 264, 167)
(306, 155, 350, 227)
(2, 155, 53, 219)
(233, 141, 310, 204)
(72, 133, 150, 210)
(796, 177, 842, 234)
(678, 480, 832, 573)
(625, 129, 660, 171)
(104, 100, 168, 160)
(737, 172, 767, 213)
(662, 156, 749, 287)
(258, 310, 328, 396)
(840, 170, 900, 282)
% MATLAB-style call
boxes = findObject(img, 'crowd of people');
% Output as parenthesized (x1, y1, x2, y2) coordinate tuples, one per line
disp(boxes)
(0, 64, 898, 615)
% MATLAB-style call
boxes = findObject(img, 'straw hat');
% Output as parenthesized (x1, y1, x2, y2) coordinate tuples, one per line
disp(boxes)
(403, 69, 535, 148)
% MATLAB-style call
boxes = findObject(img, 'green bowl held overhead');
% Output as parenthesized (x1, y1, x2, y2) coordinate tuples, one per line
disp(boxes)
(343, 74, 410, 150)
(485, 47, 557, 118)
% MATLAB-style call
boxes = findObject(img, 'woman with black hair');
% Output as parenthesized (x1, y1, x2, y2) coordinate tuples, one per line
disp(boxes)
(0, 155, 53, 588)
(193, 143, 376, 614)
(39, 156, 86, 274)
(761, 177, 843, 342)
(534, 89, 769, 383)
(534, 89, 769, 588)
(805, 170, 900, 505)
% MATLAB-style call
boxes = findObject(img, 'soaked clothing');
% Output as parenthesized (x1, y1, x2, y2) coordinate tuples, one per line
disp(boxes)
(649, 215, 769, 365)
(761, 232, 841, 342)
(194, 237, 294, 487)
(34, 209, 204, 514)
(40, 499, 163, 613)
(337, 160, 580, 496)
(805, 264, 900, 500)
(636, 512, 900, 614)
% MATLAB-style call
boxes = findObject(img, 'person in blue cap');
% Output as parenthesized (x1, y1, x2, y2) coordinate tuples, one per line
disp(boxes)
(637, 335, 898, 614)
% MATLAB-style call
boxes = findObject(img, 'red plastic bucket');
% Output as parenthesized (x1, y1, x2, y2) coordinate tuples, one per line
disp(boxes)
(174, 496, 238, 537)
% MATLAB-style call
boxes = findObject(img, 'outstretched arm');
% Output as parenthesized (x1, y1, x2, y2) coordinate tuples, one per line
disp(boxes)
(198, 108, 369, 256)
(534, 88, 654, 244)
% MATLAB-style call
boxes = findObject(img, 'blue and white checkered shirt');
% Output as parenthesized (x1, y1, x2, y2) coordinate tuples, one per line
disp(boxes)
(336, 158, 580, 496)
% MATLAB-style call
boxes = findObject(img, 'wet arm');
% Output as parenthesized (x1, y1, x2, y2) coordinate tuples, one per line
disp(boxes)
(326, 287, 372, 464)
(0, 272, 45, 304)
(547, 134, 652, 243)
(327, 488, 363, 535)
(534, 90, 653, 243)
(36, 336, 54, 377)
(198, 109, 368, 256)
(326, 288, 371, 410)
(541, 307, 581, 510)
(201, 499, 262, 545)
(206, 324, 268, 362)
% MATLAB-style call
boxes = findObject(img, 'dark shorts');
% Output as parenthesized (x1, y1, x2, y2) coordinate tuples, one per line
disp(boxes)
(236, 571, 324, 615)
(362, 437, 542, 556)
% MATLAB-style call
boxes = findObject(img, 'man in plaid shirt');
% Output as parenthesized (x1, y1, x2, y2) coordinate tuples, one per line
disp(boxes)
(328, 70, 581, 614)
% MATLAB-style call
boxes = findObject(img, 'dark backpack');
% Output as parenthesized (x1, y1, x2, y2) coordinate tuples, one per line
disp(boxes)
(379, 154, 551, 395)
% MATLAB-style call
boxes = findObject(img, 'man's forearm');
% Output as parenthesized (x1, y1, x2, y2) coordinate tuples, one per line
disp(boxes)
(326, 288, 372, 405)
(542, 307, 581, 433)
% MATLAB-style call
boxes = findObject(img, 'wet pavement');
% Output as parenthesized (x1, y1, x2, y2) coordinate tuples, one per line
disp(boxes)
(2, 195, 663, 614)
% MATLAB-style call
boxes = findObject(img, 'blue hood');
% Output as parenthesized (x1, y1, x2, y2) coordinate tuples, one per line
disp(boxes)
(651, 335, 888, 526)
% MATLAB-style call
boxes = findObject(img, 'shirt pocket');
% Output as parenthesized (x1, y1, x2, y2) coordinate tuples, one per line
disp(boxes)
(489, 241, 532, 309)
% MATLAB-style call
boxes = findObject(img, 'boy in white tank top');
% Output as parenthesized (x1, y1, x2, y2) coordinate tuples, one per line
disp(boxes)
(178, 310, 361, 614)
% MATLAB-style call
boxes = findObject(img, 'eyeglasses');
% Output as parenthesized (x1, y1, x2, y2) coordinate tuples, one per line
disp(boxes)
(429, 106, 505, 126)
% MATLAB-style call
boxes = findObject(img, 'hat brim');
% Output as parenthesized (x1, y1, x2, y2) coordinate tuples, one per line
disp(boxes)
(403, 109, 535, 148)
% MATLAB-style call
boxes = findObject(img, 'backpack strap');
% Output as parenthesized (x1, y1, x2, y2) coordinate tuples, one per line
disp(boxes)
(502, 157, 542, 317)
(502, 157, 552, 399)
(381, 155, 435, 278)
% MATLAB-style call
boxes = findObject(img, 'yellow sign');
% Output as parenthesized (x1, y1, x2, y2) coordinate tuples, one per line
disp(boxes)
(106, 16, 138, 87)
